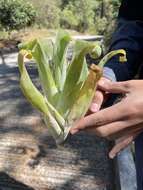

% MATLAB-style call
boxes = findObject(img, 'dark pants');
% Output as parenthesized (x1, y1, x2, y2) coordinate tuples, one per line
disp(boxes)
(135, 133, 143, 190)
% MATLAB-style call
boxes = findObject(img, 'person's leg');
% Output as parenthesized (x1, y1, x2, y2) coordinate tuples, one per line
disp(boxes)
(135, 133, 143, 190)
(116, 147, 137, 190)
(104, 95, 137, 189)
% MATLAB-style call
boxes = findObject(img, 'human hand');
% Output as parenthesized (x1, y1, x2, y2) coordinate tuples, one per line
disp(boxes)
(70, 80, 143, 158)
(88, 77, 111, 113)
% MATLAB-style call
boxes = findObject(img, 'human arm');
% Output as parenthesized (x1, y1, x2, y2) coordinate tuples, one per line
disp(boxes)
(71, 1, 143, 157)
(70, 80, 143, 158)
(90, 0, 143, 112)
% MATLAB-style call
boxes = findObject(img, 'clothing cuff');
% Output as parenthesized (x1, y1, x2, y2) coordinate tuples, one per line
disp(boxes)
(103, 67, 117, 82)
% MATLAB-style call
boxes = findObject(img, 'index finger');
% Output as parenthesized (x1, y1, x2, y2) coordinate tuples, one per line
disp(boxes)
(71, 100, 127, 132)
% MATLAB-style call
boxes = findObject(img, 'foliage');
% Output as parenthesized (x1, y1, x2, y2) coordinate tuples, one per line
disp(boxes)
(18, 30, 127, 143)
(60, 3, 79, 29)
(60, 0, 121, 43)
(92, 0, 121, 45)
(0, 0, 36, 31)
(112, 0, 122, 18)
(29, 0, 61, 28)
(60, 0, 95, 32)
(0, 0, 122, 46)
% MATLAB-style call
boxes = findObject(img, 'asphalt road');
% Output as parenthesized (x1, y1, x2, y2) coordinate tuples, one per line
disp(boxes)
(0, 52, 136, 190)
(0, 52, 115, 190)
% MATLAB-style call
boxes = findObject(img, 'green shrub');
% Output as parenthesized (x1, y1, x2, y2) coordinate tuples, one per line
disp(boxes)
(29, 0, 61, 29)
(0, 0, 36, 31)
(60, 3, 79, 29)
(60, 0, 95, 32)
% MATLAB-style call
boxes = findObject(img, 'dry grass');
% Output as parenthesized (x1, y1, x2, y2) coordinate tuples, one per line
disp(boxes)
(12, 28, 56, 42)
(0, 27, 81, 50)
(15, 28, 81, 42)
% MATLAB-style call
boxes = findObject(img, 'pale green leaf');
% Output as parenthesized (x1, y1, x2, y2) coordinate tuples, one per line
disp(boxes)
(98, 49, 127, 68)
(18, 50, 64, 142)
(32, 39, 58, 104)
(53, 30, 71, 91)
(57, 40, 102, 117)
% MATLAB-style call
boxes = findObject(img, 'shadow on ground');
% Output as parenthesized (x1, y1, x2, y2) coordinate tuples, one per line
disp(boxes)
(0, 172, 35, 190)
(0, 53, 115, 190)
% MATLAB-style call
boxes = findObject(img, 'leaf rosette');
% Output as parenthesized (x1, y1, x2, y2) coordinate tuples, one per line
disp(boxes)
(18, 30, 127, 144)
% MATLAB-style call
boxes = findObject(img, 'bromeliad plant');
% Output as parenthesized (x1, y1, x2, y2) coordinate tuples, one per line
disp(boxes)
(18, 30, 127, 144)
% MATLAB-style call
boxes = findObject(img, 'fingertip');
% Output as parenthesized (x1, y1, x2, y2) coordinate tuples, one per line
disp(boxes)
(98, 78, 111, 89)
(109, 151, 116, 159)
(90, 103, 99, 113)
(98, 79, 105, 86)
(70, 128, 79, 135)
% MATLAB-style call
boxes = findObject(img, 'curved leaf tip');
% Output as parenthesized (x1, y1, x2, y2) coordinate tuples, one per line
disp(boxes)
(98, 49, 127, 68)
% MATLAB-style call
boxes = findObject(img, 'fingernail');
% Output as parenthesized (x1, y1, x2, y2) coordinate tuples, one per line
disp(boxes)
(90, 103, 99, 112)
(70, 128, 79, 135)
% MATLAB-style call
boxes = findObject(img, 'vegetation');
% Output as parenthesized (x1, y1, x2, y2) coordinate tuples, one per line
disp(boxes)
(29, 0, 121, 45)
(29, 0, 121, 34)
(18, 30, 126, 143)
(0, 0, 36, 31)
(29, 0, 61, 28)
(0, 0, 121, 32)
(0, 0, 121, 46)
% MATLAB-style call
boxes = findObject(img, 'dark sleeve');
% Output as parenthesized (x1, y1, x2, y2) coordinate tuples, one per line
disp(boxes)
(103, 18, 143, 81)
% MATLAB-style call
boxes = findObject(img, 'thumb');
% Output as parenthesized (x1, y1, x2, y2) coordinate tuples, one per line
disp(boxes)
(98, 80, 131, 94)
(89, 77, 112, 113)
(89, 90, 104, 113)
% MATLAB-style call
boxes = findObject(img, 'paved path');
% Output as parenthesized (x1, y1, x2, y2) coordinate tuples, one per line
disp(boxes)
(0, 52, 116, 190)
(0, 53, 18, 66)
